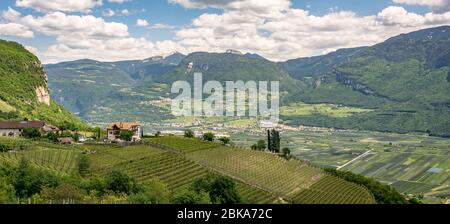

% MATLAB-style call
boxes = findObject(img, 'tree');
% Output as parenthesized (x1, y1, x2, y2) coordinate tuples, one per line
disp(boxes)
(93, 127, 102, 139)
(192, 174, 241, 204)
(73, 133, 80, 142)
(184, 130, 195, 138)
(129, 179, 170, 204)
(172, 187, 211, 204)
(268, 129, 280, 153)
(22, 128, 41, 139)
(11, 157, 59, 198)
(105, 170, 139, 195)
(41, 183, 82, 203)
(155, 131, 162, 137)
(77, 155, 90, 177)
(119, 131, 134, 142)
(282, 147, 291, 160)
(47, 132, 59, 142)
(218, 137, 231, 145)
(257, 140, 266, 151)
(202, 133, 215, 142)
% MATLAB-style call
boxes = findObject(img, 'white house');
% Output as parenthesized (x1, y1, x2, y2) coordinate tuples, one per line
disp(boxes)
(106, 121, 142, 142)
(0, 120, 60, 137)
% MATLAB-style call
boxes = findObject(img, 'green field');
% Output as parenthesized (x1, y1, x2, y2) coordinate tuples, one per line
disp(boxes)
(232, 128, 450, 203)
(0, 136, 376, 204)
(281, 103, 372, 118)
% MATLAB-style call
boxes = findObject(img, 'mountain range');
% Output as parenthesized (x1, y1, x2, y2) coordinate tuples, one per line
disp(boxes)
(45, 26, 450, 136)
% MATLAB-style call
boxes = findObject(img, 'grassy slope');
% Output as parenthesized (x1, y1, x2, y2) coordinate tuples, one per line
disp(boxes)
(0, 40, 86, 128)
(0, 40, 87, 129)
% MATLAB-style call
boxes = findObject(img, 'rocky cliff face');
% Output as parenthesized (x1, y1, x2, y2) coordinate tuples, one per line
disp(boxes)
(35, 86, 50, 106)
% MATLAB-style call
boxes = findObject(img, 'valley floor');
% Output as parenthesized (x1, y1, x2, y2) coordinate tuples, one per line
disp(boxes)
(232, 128, 450, 203)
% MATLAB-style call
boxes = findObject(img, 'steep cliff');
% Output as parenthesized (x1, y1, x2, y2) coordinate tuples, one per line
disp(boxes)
(0, 39, 87, 129)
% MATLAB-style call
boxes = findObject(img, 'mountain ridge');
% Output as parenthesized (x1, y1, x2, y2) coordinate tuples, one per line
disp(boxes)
(45, 26, 450, 136)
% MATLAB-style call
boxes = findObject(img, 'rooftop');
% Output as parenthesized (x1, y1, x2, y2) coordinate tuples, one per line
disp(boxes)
(106, 121, 141, 130)
(0, 121, 45, 129)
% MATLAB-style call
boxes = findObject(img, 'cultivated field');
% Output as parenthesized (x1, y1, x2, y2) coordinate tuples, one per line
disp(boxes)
(0, 136, 376, 204)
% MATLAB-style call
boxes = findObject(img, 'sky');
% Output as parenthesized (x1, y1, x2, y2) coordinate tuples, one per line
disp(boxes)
(0, 0, 449, 63)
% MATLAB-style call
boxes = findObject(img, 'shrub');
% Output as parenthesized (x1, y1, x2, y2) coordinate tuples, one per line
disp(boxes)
(192, 174, 241, 204)
(41, 183, 82, 203)
(119, 131, 134, 142)
(105, 170, 139, 195)
(129, 179, 170, 204)
(46, 132, 59, 142)
(282, 148, 291, 160)
(171, 187, 211, 204)
(11, 157, 59, 198)
(219, 137, 231, 145)
(202, 133, 215, 142)
(22, 128, 41, 139)
(0, 143, 13, 152)
(184, 130, 195, 138)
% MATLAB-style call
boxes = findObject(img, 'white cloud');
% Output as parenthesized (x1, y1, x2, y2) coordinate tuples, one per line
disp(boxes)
(108, 0, 131, 3)
(24, 45, 39, 54)
(0, 23, 34, 38)
(393, 0, 446, 6)
(174, 5, 450, 61)
(15, 0, 103, 13)
(393, 0, 450, 13)
(1, 7, 183, 63)
(121, 9, 130, 15)
(150, 23, 176, 29)
(4, 0, 450, 63)
(102, 9, 116, 17)
(170, 0, 291, 14)
(136, 19, 149, 27)
(101, 8, 136, 17)
(3, 8, 129, 38)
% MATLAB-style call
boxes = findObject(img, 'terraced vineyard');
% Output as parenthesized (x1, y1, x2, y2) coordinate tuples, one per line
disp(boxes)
(89, 143, 276, 204)
(144, 136, 220, 153)
(0, 148, 79, 174)
(187, 146, 375, 204)
(0, 137, 376, 204)
(292, 176, 375, 204)
(235, 181, 278, 204)
(92, 146, 209, 190)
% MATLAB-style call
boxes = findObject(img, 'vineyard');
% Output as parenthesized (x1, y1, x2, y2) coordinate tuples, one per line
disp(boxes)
(144, 136, 220, 153)
(89, 143, 276, 204)
(0, 137, 376, 204)
(292, 176, 375, 204)
(0, 137, 81, 174)
(187, 146, 375, 204)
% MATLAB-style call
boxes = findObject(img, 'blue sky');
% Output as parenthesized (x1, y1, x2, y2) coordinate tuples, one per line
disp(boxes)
(0, 0, 448, 63)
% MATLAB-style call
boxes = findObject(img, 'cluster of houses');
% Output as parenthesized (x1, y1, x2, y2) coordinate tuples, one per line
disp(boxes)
(0, 120, 60, 137)
(0, 120, 143, 143)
